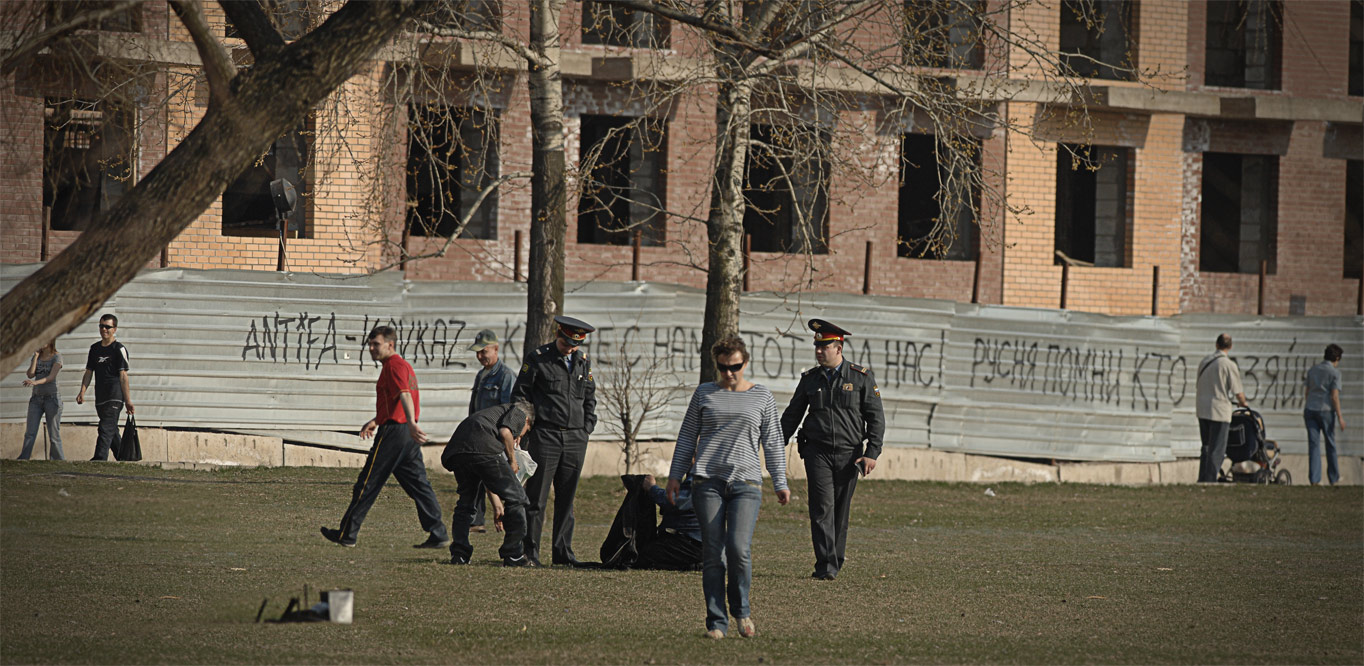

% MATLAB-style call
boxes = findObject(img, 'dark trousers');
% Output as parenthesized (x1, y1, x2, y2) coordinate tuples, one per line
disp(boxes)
(1198, 418, 1231, 483)
(636, 530, 702, 571)
(523, 426, 588, 564)
(92, 400, 123, 461)
(804, 448, 861, 577)
(449, 453, 529, 562)
(337, 423, 447, 543)
(470, 491, 487, 527)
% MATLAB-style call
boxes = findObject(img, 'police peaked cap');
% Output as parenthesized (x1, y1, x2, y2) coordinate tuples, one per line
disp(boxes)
(808, 318, 851, 343)
(554, 315, 595, 342)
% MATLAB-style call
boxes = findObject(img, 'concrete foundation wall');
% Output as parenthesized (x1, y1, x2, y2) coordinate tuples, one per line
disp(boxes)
(4, 425, 1359, 486)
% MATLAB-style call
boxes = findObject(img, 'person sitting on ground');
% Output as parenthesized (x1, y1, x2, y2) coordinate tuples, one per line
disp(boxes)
(636, 472, 702, 571)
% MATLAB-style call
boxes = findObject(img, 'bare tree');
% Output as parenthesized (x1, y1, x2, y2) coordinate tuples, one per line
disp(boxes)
(0, 0, 425, 371)
(592, 326, 685, 473)
(586, 0, 1161, 381)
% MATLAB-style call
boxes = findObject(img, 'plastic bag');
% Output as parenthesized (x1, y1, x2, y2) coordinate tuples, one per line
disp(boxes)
(514, 446, 537, 485)
(115, 414, 142, 462)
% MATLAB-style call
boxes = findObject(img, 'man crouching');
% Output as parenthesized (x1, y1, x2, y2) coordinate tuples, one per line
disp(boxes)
(442, 400, 536, 567)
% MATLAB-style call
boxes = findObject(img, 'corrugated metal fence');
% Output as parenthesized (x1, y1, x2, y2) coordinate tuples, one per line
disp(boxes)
(3, 266, 1359, 461)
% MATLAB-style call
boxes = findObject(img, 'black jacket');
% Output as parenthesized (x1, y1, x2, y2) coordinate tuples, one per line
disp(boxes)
(780, 361, 885, 459)
(512, 342, 597, 432)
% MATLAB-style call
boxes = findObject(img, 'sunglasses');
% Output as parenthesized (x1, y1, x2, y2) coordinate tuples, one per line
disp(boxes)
(716, 361, 744, 373)
(99, 324, 116, 330)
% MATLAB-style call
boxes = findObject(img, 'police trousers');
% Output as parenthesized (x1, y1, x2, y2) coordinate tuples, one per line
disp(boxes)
(522, 426, 588, 564)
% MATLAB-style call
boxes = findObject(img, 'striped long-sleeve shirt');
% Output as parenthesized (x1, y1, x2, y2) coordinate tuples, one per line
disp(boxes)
(669, 382, 788, 492)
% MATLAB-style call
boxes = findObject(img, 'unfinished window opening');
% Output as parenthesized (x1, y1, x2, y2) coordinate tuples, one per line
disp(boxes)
(223, 0, 311, 39)
(1055, 145, 1132, 268)
(407, 104, 500, 240)
(1205, 0, 1281, 89)
(582, 1, 669, 47)
(1346, 160, 1362, 280)
(1059, 0, 1135, 80)
(1350, 0, 1362, 97)
(221, 122, 310, 237)
(1200, 152, 1278, 274)
(43, 98, 135, 232)
(415, 0, 501, 33)
(741, 0, 834, 52)
(577, 115, 667, 247)
(743, 123, 830, 255)
(898, 133, 979, 261)
(902, 0, 985, 69)
(47, 0, 141, 33)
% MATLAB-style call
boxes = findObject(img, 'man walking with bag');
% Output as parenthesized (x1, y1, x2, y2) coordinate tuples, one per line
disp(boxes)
(77, 314, 133, 461)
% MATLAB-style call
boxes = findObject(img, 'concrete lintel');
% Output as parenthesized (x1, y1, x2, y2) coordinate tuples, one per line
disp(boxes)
(1084, 85, 1222, 116)
(589, 54, 701, 83)
(1220, 95, 1363, 123)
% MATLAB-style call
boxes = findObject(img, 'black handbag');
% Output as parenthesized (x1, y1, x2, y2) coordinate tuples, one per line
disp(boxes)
(115, 414, 142, 462)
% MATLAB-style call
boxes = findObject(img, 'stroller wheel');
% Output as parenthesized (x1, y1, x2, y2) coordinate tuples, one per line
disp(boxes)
(1275, 469, 1292, 486)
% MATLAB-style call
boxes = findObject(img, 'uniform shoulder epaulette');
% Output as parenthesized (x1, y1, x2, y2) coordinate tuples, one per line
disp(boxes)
(850, 363, 867, 375)
(533, 346, 546, 357)
(802, 366, 819, 377)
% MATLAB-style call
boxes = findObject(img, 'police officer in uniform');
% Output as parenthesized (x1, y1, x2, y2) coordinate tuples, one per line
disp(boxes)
(513, 315, 597, 566)
(780, 319, 885, 581)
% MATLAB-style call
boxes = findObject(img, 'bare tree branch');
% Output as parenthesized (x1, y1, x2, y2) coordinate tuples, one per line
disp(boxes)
(0, 0, 144, 74)
(218, 0, 286, 59)
(168, 0, 237, 107)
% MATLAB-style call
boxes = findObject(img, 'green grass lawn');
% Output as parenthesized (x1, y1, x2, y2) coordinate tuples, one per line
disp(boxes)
(2, 461, 1360, 664)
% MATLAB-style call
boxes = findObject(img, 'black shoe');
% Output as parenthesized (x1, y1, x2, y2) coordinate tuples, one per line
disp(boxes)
(320, 527, 356, 547)
(450, 555, 470, 565)
(811, 571, 836, 581)
(503, 555, 537, 567)
(413, 533, 451, 549)
(470, 525, 488, 534)
(552, 557, 580, 567)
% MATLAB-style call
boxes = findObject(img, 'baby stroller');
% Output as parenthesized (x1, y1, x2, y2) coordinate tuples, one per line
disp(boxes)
(1220, 407, 1291, 484)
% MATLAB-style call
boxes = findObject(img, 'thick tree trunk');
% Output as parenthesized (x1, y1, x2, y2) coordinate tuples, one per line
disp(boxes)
(524, 0, 567, 357)
(0, 0, 419, 373)
(699, 72, 753, 384)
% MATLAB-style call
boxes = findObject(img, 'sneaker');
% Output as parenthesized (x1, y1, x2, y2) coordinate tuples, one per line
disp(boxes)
(737, 617, 757, 638)
(413, 533, 451, 549)
(320, 527, 356, 547)
(706, 629, 725, 640)
(450, 555, 470, 565)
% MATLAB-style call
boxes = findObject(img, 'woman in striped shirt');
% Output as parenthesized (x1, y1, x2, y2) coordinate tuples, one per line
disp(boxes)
(667, 336, 790, 639)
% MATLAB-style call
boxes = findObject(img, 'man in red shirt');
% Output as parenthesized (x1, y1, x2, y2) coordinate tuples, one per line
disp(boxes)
(322, 326, 449, 548)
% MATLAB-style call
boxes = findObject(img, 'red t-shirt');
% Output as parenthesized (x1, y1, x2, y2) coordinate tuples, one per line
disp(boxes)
(376, 354, 419, 424)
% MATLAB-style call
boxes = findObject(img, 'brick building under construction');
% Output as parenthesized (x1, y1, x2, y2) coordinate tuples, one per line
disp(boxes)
(2, 0, 1361, 317)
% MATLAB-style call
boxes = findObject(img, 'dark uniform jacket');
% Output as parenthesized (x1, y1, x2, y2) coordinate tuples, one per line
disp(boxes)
(512, 342, 597, 432)
(780, 361, 885, 459)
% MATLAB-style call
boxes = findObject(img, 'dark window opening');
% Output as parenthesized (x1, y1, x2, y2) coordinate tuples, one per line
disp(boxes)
(898, 133, 979, 260)
(902, 0, 985, 69)
(224, 0, 311, 40)
(1055, 145, 1131, 268)
(582, 1, 669, 47)
(47, 0, 141, 33)
(577, 115, 667, 247)
(1200, 152, 1278, 274)
(222, 122, 310, 237)
(1059, 0, 1135, 80)
(1346, 160, 1362, 279)
(43, 99, 135, 232)
(1350, 0, 1362, 96)
(415, 0, 502, 33)
(743, 123, 830, 254)
(1205, 0, 1281, 89)
(407, 105, 500, 240)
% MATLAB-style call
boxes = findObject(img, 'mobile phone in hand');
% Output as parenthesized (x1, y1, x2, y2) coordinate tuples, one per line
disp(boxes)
(855, 459, 867, 476)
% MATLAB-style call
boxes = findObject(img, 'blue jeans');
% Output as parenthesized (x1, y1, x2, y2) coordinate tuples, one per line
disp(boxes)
(20, 394, 64, 460)
(1304, 410, 1339, 485)
(692, 477, 763, 633)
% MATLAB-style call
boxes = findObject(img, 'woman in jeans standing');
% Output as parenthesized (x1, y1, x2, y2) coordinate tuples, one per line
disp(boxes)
(20, 341, 65, 460)
(667, 336, 789, 639)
